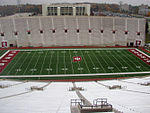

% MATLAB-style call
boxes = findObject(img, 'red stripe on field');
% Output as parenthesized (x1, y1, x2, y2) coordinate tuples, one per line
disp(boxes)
(0, 46, 128, 50)
(0, 50, 19, 72)
(128, 49, 150, 65)
(39, 77, 129, 82)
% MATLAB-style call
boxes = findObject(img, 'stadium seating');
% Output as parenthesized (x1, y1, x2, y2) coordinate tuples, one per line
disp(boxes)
(0, 16, 146, 47)
(115, 18, 126, 46)
(102, 17, 114, 46)
(41, 17, 55, 46)
(66, 16, 79, 46)
(28, 17, 42, 47)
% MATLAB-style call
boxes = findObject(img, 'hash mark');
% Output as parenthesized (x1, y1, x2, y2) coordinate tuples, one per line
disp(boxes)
(30, 69, 37, 71)
(78, 67, 83, 70)
(108, 67, 114, 69)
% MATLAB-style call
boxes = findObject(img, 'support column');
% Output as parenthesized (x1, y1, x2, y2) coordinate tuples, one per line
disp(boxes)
(12, 18, 19, 47)
(73, 7, 76, 16)
(57, 7, 60, 16)
(26, 19, 31, 46)
(39, 17, 45, 47)
(101, 17, 103, 45)
(113, 18, 116, 45)
(125, 19, 128, 45)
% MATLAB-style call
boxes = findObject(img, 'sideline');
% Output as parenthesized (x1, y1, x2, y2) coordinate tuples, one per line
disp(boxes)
(0, 71, 150, 78)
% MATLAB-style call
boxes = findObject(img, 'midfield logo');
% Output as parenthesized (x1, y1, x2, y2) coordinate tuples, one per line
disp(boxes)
(73, 56, 82, 62)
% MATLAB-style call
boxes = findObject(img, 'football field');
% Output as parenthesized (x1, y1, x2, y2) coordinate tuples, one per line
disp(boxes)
(0, 48, 150, 79)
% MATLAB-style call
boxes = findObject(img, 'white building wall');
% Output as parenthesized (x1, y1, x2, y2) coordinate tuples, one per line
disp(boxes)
(40, 17, 55, 47)
(15, 18, 29, 47)
(42, 4, 91, 16)
(65, 16, 78, 46)
(0, 18, 16, 47)
(115, 18, 126, 46)
(27, 17, 42, 47)
(102, 17, 114, 46)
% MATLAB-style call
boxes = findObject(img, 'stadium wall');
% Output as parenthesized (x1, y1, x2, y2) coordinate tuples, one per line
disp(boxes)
(0, 16, 146, 47)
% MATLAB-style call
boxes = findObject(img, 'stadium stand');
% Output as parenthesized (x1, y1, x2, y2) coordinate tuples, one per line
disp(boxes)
(0, 16, 145, 47)
(66, 17, 79, 46)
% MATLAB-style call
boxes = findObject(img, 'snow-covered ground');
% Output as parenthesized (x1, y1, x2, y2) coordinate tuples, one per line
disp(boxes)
(0, 77, 150, 113)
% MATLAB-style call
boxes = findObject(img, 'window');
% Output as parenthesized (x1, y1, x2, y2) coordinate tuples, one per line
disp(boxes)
(14, 32, 18, 36)
(76, 7, 85, 15)
(125, 31, 128, 35)
(112, 30, 116, 34)
(137, 32, 140, 36)
(40, 30, 43, 34)
(27, 30, 31, 35)
(89, 29, 92, 33)
(130, 42, 134, 47)
(10, 44, 13, 47)
(77, 29, 79, 33)
(65, 29, 67, 33)
(1, 33, 4, 36)
(100, 30, 104, 33)
(47, 7, 57, 16)
(52, 29, 55, 33)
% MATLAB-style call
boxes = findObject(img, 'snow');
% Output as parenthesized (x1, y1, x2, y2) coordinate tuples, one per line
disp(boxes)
(0, 82, 78, 113)
(0, 77, 150, 113)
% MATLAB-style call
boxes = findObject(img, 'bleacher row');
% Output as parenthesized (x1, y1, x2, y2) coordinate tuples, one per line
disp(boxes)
(0, 16, 145, 47)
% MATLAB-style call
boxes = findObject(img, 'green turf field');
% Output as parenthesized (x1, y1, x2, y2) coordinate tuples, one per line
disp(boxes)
(0, 48, 150, 77)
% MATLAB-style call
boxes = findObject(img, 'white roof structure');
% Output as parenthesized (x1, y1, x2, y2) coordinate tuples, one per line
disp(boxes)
(0, 76, 150, 113)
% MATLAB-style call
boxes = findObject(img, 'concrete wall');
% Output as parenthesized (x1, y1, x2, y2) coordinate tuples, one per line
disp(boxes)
(0, 16, 146, 47)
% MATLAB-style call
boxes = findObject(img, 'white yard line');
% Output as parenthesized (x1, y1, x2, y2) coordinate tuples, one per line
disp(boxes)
(31, 53, 41, 75)
(6, 52, 25, 75)
(13, 52, 29, 75)
(96, 51, 111, 72)
(23, 52, 36, 75)
(64, 51, 66, 74)
(113, 51, 132, 71)
(136, 49, 150, 58)
(101, 51, 118, 72)
(127, 50, 150, 71)
(0, 50, 10, 59)
(110, 52, 125, 71)
(56, 51, 59, 74)
(122, 50, 143, 71)
(74, 52, 82, 73)
(0, 71, 150, 78)
(87, 52, 98, 73)
(80, 50, 91, 73)
(48, 51, 53, 75)
(105, 51, 122, 72)
(39, 51, 48, 75)
(91, 51, 106, 72)
(69, 50, 74, 74)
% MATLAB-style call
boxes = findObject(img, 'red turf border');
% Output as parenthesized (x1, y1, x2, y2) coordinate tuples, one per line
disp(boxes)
(39, 77, 129, 82)
(0, 50, 19, 72)
(128, 49, 150, 65)
(139, 47, 150, 54)
(0, 46, 129, 50)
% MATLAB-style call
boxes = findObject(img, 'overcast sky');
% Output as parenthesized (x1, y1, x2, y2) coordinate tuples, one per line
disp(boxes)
(0, 0, 150, 6)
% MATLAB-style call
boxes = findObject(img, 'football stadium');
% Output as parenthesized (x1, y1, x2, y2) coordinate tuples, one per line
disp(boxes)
(0, 2, 150, 113)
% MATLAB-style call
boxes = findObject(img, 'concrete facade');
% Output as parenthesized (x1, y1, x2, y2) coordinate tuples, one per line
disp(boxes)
(42, 4, 91, 16)
(0, 16, 146, 47)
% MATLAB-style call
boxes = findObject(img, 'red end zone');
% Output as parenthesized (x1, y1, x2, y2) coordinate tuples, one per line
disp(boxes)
(0, 50, 19, 72)
(128, 49, 150, 65)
